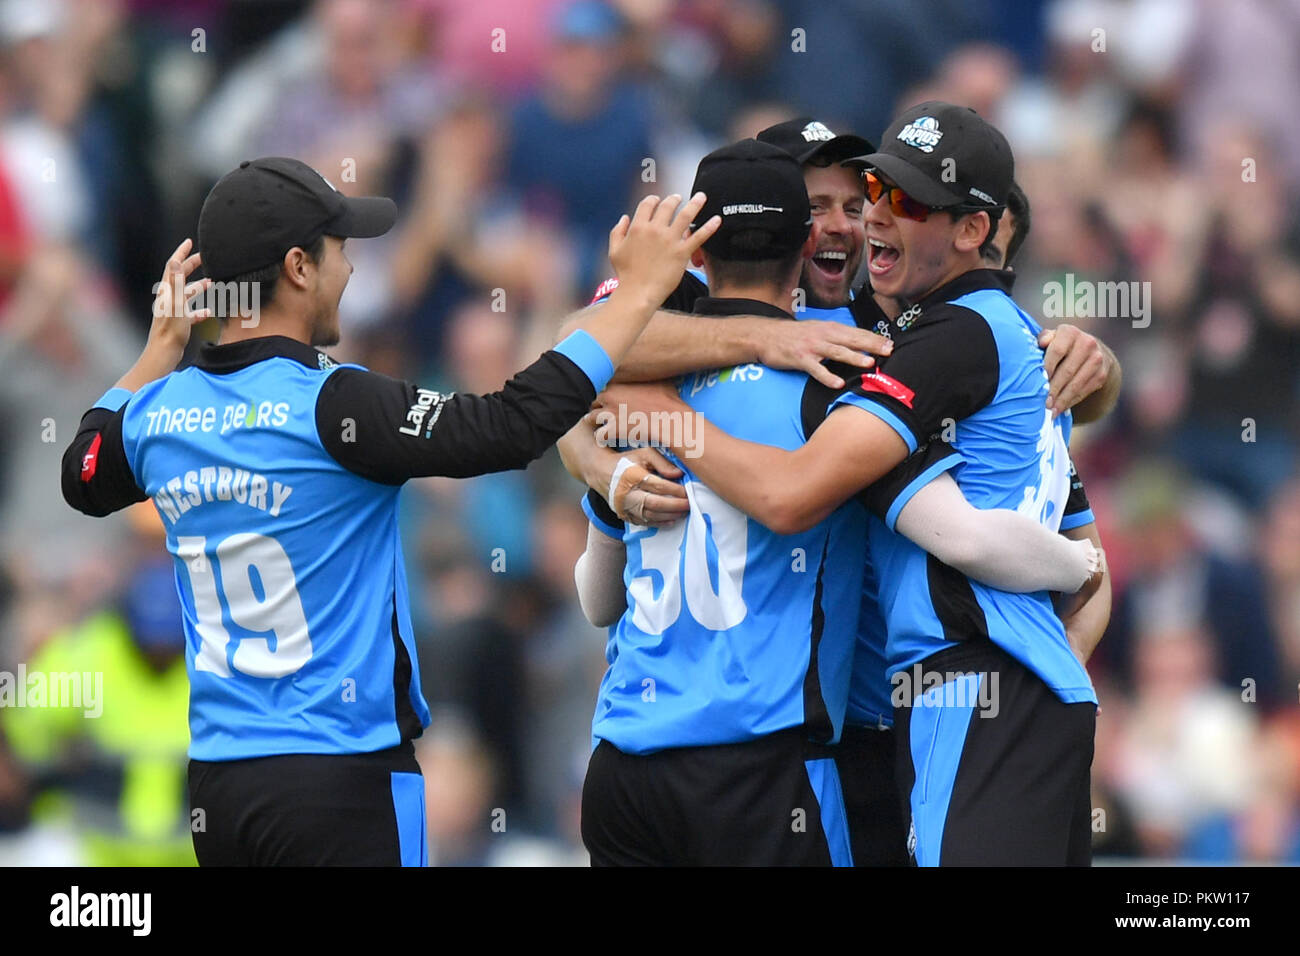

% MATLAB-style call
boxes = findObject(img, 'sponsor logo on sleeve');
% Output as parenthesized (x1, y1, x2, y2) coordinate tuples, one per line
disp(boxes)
(399, 388, 452, 438)
(857, 371, 915, 408)
(590, 276, 620, 304)
(80, 434, 102, 482)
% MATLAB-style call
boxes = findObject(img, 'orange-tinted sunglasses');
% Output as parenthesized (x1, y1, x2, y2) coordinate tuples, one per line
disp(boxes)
(862, 169, 943, 222)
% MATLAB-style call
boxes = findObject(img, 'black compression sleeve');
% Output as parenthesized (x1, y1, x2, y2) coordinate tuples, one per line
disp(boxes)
(316, 350, 598, 484)
(61, 407, 148, 516)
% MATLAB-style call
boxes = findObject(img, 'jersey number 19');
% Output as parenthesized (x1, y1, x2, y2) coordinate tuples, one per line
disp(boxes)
(177, 534, 314, 678)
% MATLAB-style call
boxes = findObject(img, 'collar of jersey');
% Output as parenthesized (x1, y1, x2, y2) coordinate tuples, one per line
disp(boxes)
(692, 296, 792, 319)
(195, 335, 333, 374)
(906, 267, 1014, 314)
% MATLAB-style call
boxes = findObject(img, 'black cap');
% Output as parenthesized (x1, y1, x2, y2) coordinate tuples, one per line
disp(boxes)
(690, 139, 811, 261)
(847, 101, 1013, 210)
(757, 117, 875, 166)
(197, 157, 397, 281)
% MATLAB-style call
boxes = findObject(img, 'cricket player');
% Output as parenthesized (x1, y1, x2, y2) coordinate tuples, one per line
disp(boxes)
(60, 156, 720, 866)
(598, 103, 1111, 865)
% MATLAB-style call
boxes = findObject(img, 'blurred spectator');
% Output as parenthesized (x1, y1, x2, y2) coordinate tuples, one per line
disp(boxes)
(1, 539, 194, 866)
(415, 0, 568, 96)
(1180, 0, 1300, 192)
(1104, 461, 1286, 705)
(505, 0, 653, 291)
(1183, 713, 1300, 863)
(767, 0, 991, 143)
(1110, 625, 1258, 857)
(1263, 479, 1300, 687)
(418, 712, 586, 865)
(0, 242, 140, 580)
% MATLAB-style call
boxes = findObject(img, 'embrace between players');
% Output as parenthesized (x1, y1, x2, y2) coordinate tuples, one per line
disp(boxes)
(62, 101, 1117, 867)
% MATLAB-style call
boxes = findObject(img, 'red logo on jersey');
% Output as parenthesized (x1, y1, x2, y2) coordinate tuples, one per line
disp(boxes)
(589, 276, 619, 304)
(857, 372, 915, 408)
(80, 433, 102, 482)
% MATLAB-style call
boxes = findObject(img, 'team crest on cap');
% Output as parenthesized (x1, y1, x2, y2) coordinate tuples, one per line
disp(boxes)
(800, 121, 835, 143)
(897, 116, 943, 153)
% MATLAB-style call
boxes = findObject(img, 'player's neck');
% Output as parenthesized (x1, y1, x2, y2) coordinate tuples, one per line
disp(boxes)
(708, 282, 792, 315)
(911, 252, 985, 303)
(216, 305, 314, 347)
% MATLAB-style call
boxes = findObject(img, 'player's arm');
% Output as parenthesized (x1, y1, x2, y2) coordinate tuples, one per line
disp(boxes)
(62, 239, 211, 517)
(597, 308, 998, 534)
(598, 386, 908, 534)
(600, 312, 891, 389)
(557, 275, 892, 390)
(1039, 324, 1122, 423)
(1054, 522, 1111, 663)
(573, 492, 630, 628)
(317, 195, 719, 482)
(891, 472, 1099, 594)
(1051, 460, 1110, 661)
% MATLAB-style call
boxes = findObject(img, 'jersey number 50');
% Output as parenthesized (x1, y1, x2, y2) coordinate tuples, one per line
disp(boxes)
(177, 534, 313, 678)
(626, 482, 748, 634)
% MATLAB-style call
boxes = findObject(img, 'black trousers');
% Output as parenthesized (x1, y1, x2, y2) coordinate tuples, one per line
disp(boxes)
(188, 742, 426, 866)
(581, 729, 854, 867)
(893, 641, 1095, 866)
(836, 723, 909, 866)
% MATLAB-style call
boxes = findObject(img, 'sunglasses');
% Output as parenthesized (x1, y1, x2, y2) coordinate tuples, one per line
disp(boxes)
(862, 169, 993, 223)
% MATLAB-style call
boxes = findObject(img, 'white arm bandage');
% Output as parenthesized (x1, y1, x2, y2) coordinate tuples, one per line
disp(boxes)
(894, 473, 1097, 594)
(574, 523, 629, 627)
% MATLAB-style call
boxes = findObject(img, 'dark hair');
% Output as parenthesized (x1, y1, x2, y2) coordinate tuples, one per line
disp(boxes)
(1003, 181, 1030, 268)
(216, 233, 327, 320)
(706, 229, 805, 289)
(948, 206, 1002, 261)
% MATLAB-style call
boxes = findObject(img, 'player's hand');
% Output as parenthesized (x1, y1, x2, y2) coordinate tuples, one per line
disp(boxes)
(757, 320, 892, 389)
(150, 238, 212, 353)
(1039, 325, 1109, 417)
(603, 449, 690, 527)
(1072, 538, 1106, 587)
(592, 380, 688, 428)
(608, 193, 721, 306)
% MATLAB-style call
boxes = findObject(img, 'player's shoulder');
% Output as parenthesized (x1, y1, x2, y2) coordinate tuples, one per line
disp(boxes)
(935, 270, 1038, 335)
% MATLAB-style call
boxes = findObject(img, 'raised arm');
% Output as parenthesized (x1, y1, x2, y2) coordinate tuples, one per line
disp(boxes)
(324, 192, 727, 482)
(62, 239, 211, 516)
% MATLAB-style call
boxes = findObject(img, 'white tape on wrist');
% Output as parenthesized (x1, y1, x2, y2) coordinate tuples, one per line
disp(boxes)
(608, 456, 637, 512)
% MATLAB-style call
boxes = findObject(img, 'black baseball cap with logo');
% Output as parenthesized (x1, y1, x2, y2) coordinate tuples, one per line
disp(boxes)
(756, 117, 875, 166)
(690, 139, 811, 261)
(197, 157, 398, 281)
(847, 101, 1013, 210)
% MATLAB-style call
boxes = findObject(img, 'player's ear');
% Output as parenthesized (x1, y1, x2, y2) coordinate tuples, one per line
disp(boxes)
(953, 211, 990, 255)
(281, 246, 314, 290)
(690, 249, 705, 268)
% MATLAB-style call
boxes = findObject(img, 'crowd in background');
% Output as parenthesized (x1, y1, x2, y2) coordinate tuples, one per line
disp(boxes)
(0, 0, 1298, 865)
